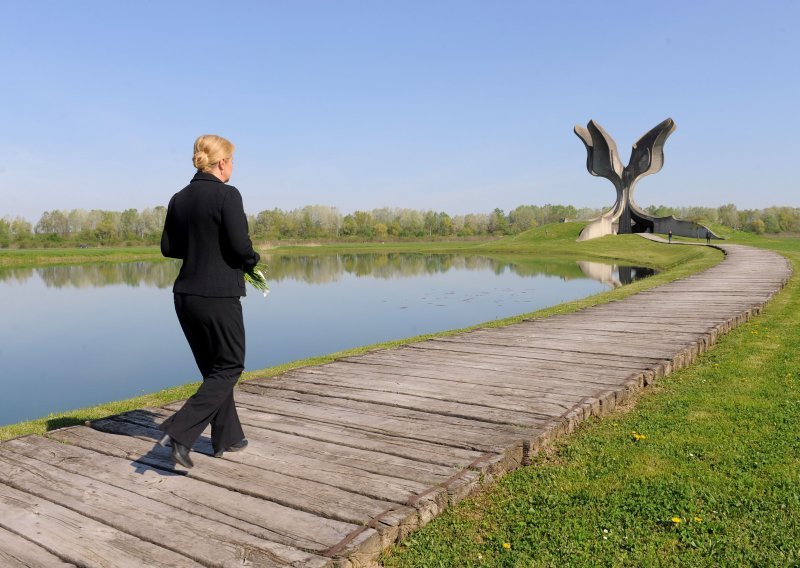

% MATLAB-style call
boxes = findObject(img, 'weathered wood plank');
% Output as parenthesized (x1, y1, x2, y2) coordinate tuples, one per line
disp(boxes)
(460, 326, 702, 349)
(0, 526, 76, 567)
(0, 446, 330, 567)
(523, 322, 715, 338)
(4, 436, 365, 556)
(296, 360, 609, 395)
(0, 482, 204, 568)
(466, 331, 697, 351)
(46, 426, 407, 526)
(234, 388, 531, 452)
(105, 409, 459, 489)
(299, 360, 623, 399)
(156, 403, 485, 466)
(340, 350, 633, 386)
(246, 379, 554, 426)
(428, 335, 685, 361)
(408, 341, 666, 370)
(92, 414, 439, 504)
(275, 366, 582, 416)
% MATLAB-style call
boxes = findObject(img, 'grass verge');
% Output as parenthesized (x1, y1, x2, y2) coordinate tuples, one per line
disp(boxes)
(381, 234, 800, 567)
(0, 246, 165, 268)
(0, 229, 719, 441)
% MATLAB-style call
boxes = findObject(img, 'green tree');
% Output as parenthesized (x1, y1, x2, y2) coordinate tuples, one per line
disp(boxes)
(488, 208, 510, 235)
(341, 214, 356, 236)
(750, 218, 766, 234)
(373, 222, 388, 240)
(353, 211, 374, 238)
(717, 203, 739, 228)
(509, 205, 537, 233)
(119, 208, 138, 240)
(0, 218, 10, 248)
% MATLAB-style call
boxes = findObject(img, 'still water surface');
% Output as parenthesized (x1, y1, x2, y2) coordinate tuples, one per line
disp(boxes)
(0, 254, 654, 426)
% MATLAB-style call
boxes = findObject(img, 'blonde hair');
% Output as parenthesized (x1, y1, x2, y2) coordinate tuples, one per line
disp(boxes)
(193, 134, 235, 172)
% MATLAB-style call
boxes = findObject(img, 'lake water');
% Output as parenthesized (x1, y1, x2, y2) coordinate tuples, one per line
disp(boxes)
(0, 254, 654, 426)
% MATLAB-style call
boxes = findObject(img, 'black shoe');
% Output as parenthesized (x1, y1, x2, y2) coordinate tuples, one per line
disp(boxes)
(213, 438, 248, 458)
(171, 441, 194, 469)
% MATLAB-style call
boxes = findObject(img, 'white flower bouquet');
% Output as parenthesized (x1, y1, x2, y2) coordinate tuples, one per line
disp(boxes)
(244, 262, 270, 297)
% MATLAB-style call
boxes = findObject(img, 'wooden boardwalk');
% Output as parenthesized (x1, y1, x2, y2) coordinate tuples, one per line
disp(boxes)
(0, 244, 791, 567)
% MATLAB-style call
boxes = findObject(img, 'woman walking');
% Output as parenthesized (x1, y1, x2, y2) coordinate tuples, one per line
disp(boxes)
(158, 134, 260, 468)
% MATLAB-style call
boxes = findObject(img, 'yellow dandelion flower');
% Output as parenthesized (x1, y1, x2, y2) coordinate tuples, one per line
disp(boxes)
(671, 517, 682, 524)
(694, 516, 703, 522)
(503, 542, 511, 549)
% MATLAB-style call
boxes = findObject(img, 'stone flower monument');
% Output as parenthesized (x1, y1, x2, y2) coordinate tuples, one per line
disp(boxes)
(574, 118, 717, 241)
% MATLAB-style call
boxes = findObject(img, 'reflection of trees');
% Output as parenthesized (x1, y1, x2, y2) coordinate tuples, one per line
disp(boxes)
(265, 253, 481, 283)
(0, 261, 180, 288)
(0, 255, 656, 288)
(0, 267, 35, 283)
(262, 254, 596, 283)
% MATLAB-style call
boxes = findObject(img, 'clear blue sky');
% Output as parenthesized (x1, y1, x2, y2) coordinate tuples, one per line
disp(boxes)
(2, 1, 798, 222)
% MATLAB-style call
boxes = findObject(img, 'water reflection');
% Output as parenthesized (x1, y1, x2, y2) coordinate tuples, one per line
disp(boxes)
(0, 254, 654, 288)
(576, 261, 657, 287)
(0, 262, 178, 289)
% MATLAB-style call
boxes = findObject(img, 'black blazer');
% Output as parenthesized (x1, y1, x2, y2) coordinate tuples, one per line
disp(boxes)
(161, 172, 260, 297)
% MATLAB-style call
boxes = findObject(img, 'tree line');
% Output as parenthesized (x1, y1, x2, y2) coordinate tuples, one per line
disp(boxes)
(644, 204, 800, 234)
(1, 203, 798, 249)
(0, 204, 590, 248)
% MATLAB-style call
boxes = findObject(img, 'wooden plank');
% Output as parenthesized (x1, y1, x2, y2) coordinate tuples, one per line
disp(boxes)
(340, 350, 632, 386)
(540, 313, 722, 326)
(309, 357, 628, 392)
(245, 379, 554, 426)
(275, 366, 584, 415)
(0, 526, 76, 567)
(528, 321, 715, 337)
(0, 482, 204, 568)
(46, 426, 405, 526)
(234, 388, 530, 452)
(4, 436, 362, 556)
(408, 341, 665, 370)
(92, 414, 435, 502)
(157, 403, 485, 467)
(102, 410, 458, 490)
(429, 335, 686, 360)
(300, 359, 623, 398)
(462, 326, 700, 348)
(0, 447, 330, 567)
(341, 348, 634, 380)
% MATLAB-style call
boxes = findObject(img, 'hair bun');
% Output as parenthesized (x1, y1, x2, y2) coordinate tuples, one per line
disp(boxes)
(193, 151, 210, 170)
(193, 135, 235, 173)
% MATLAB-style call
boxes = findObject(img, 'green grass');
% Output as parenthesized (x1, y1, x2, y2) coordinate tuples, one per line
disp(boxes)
(0, 226, 719, 441)
(0, 246, 165, 268)
(381, 234, 800, 567)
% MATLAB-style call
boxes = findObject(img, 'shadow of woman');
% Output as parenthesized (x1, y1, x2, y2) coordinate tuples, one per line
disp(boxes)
(87, 408, 214, 476)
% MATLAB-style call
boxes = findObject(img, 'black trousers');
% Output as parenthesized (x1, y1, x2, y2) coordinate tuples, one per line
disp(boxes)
(160, 294, 246, 452)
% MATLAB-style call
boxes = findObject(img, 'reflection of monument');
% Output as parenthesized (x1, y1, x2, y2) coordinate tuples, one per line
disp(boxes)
(574, 118, 719, 242)
(576, 260, 656, 287)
